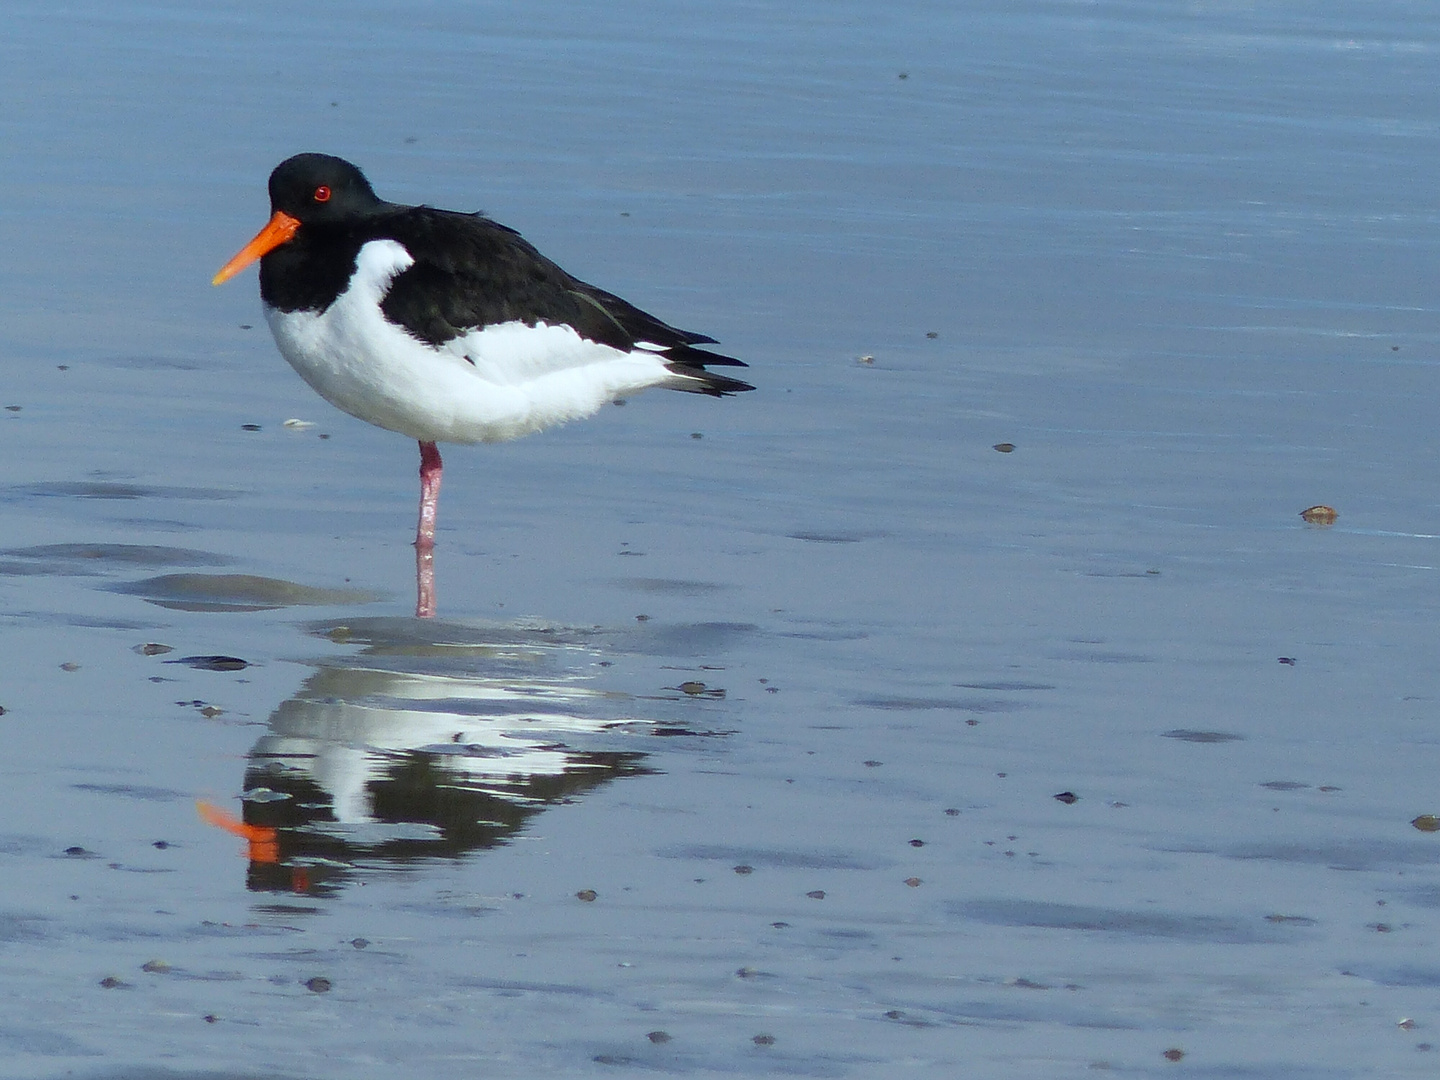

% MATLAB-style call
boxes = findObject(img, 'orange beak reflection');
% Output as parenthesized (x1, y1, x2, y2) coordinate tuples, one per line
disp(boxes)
(212, 209, 301, 285)
(196, 799, 280, 864)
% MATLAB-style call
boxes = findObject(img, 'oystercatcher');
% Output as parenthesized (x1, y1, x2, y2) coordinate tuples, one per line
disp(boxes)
(214, 153, 753, 617)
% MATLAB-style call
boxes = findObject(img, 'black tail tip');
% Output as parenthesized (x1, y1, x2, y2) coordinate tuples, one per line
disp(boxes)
(698, 372, 756, 396)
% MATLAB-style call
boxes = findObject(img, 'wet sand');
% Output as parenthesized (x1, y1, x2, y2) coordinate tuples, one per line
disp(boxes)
(4, 1, 1440, 1076)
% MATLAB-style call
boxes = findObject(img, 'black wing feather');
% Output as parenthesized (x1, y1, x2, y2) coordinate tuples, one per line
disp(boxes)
(377, 209, 747, 372)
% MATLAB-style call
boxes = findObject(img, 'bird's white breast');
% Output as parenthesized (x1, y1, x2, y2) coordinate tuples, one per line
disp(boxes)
(265, 239, 683, 444)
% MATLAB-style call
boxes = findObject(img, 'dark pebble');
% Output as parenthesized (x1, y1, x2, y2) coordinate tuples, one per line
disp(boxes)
(167, 655, 249, 671)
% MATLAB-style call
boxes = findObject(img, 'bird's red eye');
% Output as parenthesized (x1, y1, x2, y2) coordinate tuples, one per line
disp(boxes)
(314, 185, 332, 203)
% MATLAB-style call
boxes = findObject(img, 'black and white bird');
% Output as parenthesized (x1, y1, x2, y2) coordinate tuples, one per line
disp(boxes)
(214, 153, 753, 615)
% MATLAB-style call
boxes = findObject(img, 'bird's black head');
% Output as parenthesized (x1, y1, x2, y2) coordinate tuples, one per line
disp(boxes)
(267, 153, 384, 224)
(213, 153, 391, 286)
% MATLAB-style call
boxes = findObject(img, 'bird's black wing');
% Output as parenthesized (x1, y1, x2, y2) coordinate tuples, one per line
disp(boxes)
(378, 208, 747, 372)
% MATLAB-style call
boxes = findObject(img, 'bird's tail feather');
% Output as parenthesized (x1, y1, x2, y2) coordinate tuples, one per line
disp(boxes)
(665, 364, 756, 397)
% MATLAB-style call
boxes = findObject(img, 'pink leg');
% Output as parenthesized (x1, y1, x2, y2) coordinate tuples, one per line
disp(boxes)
(415, 545, 437, 619)
(416, 441, 443, 550)
(415, 441, 442, 619)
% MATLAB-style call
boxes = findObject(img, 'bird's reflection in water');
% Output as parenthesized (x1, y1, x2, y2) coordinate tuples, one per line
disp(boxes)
(232, 617, 682, 895)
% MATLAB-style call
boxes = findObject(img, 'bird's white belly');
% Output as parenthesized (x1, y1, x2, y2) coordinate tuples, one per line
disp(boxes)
(264, 239, 679, 444)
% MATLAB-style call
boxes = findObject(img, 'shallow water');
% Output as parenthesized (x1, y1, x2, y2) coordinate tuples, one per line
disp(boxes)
(4, 1, 1440, 1076)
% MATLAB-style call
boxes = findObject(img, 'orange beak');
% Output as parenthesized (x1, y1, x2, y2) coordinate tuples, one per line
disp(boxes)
(212, 210, 301, 285)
